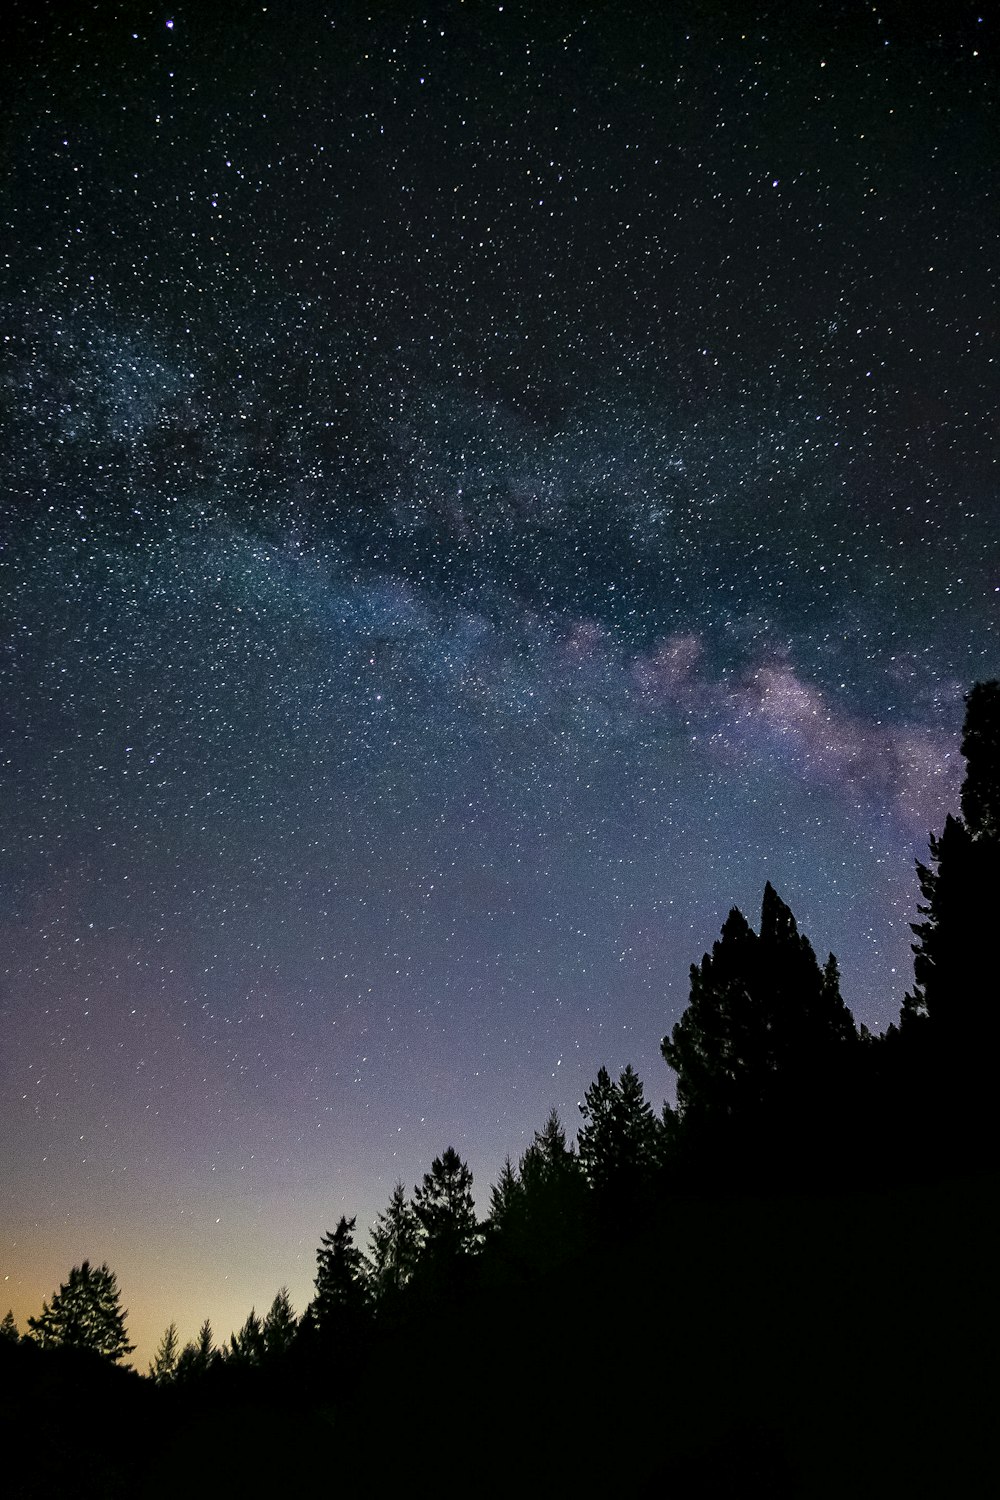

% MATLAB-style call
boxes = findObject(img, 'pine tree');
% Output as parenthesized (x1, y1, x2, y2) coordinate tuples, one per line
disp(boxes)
(26, 1261, 135, 1363)
(196, 1317, 215, 1366)
(519, 1108, 579, 1195)
(899, 682, 1000, 1158)
(577, 1066, 662, 1200)
(576, 1067, 618, 1191)
(661, 885, 858, 1166)
(313, 1215, 369, 1329)
(175, 1318, 217, 1382)
(904, 681, 1000, 1050)
(0, 1310, 19, 1342)
(960, 680, 1000, 837)
(487, 1156, 526, 1235)
(229, 1308, 265, 1365)
(367, 1183, 421, 1300)
(516, 1108, 586, 1260)
(149, 1321, 179, 1384)
(262, 1287, 297, 1357)
(413, 1147, 478, 1264)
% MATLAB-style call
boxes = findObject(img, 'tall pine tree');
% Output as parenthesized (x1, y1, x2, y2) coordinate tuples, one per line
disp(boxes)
(904, 682, 1000, 1050)
(900, 682, 1000, 1159)
(577, 1065, 663, 1209)
(413, 1147, 478, 1266)
(27, 1261, 135, 1363)
(262, 1288, 297, 1357)
(149, 1322, 179, 1384)
(662, 884, 858, 1171)
(367, 1183, 422, 1301)
(311, 1215, 369, 1331)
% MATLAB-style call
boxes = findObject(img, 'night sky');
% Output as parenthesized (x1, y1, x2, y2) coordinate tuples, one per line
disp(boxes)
(2, 0, 996, 1365)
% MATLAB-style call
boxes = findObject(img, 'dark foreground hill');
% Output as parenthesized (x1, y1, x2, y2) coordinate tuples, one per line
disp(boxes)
(6, 1168, 996, 1499)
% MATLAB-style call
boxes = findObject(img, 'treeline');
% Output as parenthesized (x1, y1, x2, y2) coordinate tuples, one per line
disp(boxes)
(4, 682, 999, 1496)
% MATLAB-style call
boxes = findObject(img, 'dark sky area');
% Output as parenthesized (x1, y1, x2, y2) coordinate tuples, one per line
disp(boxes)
(2, 0, 996, 1363)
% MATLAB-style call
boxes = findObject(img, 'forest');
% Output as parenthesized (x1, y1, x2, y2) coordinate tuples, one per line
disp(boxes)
(3, 682, 998, 1498)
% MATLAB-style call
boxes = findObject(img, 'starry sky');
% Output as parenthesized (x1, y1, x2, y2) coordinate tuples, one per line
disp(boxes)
(2, 0, 996, 1365)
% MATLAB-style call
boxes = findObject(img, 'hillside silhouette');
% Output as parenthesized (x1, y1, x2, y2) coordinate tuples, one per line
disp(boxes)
(4, 683, 999, 1498)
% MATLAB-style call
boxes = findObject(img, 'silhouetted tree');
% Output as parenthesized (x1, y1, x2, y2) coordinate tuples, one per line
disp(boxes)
(26, 1261, 135, 1363)
(897, 683, 1000, 1160)
(262, 1287, 297, 1357)
(520, 1108, 579, 1196)
(0, 1310, 18, 1342)
(196, 1317, 215, 1365)
(367, 1183, 421, 1300)
(229, 1308, 265, 1365)
(578, 1065, 662, 1203)
(312, 1215, 369, 1330)
(413, 1147, 478, 1265)
(904, 682, 1000, 1045)
(175, 1318, 217, 1381)
(513, 1108, 587, 1262)
(959, 679, 1000, 837)
(487, 1155, 526, 1235)
(662, 885, 858, 1173)
(149, 1321, 179, 1383)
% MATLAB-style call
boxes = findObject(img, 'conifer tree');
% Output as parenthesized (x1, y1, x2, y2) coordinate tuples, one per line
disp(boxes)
(229, 1308, 265, 1365)
(26, 1261, 135, 1363)
(149, 1321, 179, 1384)
(904, 681, 1000, 1055)
(577, 1067, 618, 1190)
(662, 884, 857, 1159)
(959, 680, 1000, 837)
(176, 1318, 217, 1381)
(413, 1147, 478, 1263)
(898, 682, 1000, 1161)
(367, 1183, 421, 1300)
(0, 1310, 18, 1342)
(312, 1215, 369, 1329)
(487, 1156, 525, 1235)
(196, 1317, 215, 1366)
(578, 1065, 662, 1199)
(262, 1287, 297, 1357)
(519, 1108, 579, 1195)
(516, 1108, 586, 1260)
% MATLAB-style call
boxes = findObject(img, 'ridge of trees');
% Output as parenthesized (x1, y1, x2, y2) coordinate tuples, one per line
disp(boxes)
(11, 681, 998, 1389)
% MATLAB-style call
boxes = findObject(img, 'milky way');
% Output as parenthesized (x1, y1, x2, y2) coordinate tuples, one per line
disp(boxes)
(2, 1, 996, 1363)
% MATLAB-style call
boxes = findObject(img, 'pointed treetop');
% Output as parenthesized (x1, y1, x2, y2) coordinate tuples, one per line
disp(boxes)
(760, 882, 798, 943)
(960, 680, 1000, 839)
(720, 906, 753, 944)
(26, 1260, 135, 1363)
(663, 884, 857, 1128)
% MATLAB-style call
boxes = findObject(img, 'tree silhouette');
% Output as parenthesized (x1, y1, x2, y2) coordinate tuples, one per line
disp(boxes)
(493, 1108, 586, 1266)
(175, 1318, 217, 1381)
(662, 884, 858, 1168)
(905, 682, 1000, 1044)
(312, 1215, 369, 1330)
(367, 1183, 421, 1300)
(262, 1287, 297, 1357)
(577, 1065, 662, 1203)
(959, 680, 1000, 837)
(413, 1147, 478, 1265)
(519, 1108, 580, 1199)
(228, 1308, 267, 1365)
(149, 1321, 179, 1384)
(487, 1155, 524, 1235)
(0, 1310, 18, 1342)
(26, 1261, 135, 1363)
(899, 682, 1000, 1158)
